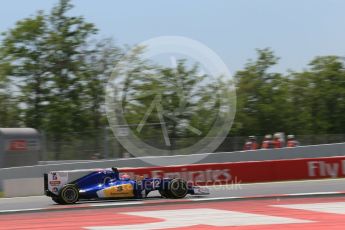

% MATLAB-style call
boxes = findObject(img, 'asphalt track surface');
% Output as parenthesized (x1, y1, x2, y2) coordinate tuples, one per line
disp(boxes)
(1, 178, 345, 213)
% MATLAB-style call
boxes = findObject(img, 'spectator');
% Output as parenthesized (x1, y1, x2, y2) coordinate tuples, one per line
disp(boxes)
(273, 133, 283, 148)
(243, 136, 258, 150)
(287, 135, 299, 147)
(261, 134, 273, 149)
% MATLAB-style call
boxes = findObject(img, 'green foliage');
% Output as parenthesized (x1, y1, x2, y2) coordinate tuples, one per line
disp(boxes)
(0, 1, 344, 159)
(1, 12, 47, 129)
(0, 0, 119, 159)
(0, 44, 21, 127)
(288, 56, 345, 134)
(43, 0, 97, 140)
(234, 48, 291, 135)
(117, 56, 220, 149)
(232, 49, 345, 137)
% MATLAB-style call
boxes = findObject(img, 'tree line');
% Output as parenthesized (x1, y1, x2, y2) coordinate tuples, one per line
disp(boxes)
(233, 48, 345, 137)
(0, 0, 344, 158)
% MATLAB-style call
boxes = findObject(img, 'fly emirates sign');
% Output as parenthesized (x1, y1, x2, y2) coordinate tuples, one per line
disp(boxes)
(119, 157, 345, 185)
(308, 160, 345, 178)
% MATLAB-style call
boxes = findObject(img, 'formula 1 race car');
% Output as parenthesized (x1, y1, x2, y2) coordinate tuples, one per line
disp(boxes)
(44, 167, 209, 204)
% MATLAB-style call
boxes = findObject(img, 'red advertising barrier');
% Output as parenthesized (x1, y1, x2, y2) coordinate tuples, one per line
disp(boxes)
(119, 156, 345, 185)
(8, 140, 28, 151)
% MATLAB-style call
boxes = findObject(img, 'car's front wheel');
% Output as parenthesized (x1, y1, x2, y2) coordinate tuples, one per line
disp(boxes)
(58, 184, 79, 204)
(164, 179, 188, 199)
(159, 189, 168, 198)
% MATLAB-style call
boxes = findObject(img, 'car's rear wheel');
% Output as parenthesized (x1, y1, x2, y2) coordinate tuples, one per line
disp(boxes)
(58, 184, 79, 204)
(52, 197, 64, 205)
(165, 179, 188, 199)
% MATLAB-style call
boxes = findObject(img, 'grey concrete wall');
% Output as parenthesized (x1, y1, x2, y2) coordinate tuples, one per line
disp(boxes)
(0, 142, 344, 197)
(0, 128, 40, 168)
(3, 178, 43, 197)
(201, 142, 345, 163)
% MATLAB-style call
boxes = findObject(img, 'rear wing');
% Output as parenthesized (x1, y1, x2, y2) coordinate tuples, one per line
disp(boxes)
(43, 168, 115, 196)
(44, 173, 48, 195)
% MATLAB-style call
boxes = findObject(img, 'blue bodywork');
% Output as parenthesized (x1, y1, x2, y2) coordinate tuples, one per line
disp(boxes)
(45, 168, 197, 200)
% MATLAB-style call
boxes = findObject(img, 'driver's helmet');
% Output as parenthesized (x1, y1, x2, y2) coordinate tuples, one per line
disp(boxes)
(287, 135, 295, 139)
(274, 133, 281, 139)
(264, 134, 272, 139)
(120, 174, 130, 180)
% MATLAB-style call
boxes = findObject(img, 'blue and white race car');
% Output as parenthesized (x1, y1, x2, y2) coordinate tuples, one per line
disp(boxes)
(44, 167, 209, 204)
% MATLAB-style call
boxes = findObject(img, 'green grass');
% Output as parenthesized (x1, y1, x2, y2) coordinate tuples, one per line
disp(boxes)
(0, 192, 3, 198)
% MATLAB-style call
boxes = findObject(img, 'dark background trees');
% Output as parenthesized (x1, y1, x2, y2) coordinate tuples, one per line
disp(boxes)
(232, 48, 345, 137)
(0, 0, 344, 159)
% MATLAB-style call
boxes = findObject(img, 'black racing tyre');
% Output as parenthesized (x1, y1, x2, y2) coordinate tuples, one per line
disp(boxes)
(165, 179, 188, 199)
(58, 184, 79, 204)
(159, 189, 168, 198)
(51, 197, 64, 205)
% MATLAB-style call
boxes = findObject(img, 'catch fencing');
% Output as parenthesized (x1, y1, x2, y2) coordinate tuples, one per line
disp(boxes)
(41, 129, 345, 161)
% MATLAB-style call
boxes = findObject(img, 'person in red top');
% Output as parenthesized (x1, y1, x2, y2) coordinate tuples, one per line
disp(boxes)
(273, 133, 283, 148)
(287, 135, 299, 147)
(261, 134, 273, 149)
(243, 136, 258, 150)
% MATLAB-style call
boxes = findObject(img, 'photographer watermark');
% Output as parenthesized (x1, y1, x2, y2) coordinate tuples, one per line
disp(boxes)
(105, 36, 236, 166)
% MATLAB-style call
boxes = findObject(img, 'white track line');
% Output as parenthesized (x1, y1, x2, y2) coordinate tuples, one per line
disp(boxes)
(205, 178, 345, 188)
(0, 195, 46, 200)
(0, 208, 45, 213)
(90, 201, 144, 207)
(284, 192, 345, 196)
(273, 202, 345, 214)
(189, 196, 240, 201)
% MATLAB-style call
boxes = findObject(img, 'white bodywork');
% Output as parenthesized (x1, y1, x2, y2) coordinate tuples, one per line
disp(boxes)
(192, 186, 210, 195)
(47, 168, 104, 195)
